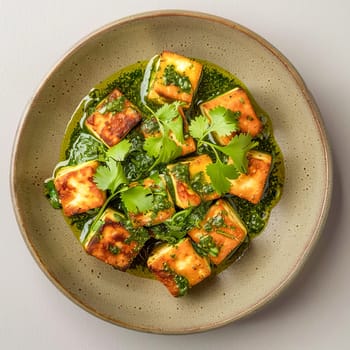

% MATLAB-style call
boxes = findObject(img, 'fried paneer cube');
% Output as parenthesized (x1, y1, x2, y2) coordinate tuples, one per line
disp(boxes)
(200, 87, 263, 145)
(147, 238, 211, 297)
(188, 199, 247, 265)
(83, 208, 149, 271)
(54, 160, 106, 217)
(147, 51, 202, 108)
(186, 154, 220, 201)
(85, 88, 142, 147)
(127, 175, 175, 227)
(167, 162, 201, 209)
(141, 106, 196, 157)
(228, 150, 272, 204)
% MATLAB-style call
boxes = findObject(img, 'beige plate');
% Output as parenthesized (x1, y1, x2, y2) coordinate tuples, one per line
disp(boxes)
(11, 10, 332, 334)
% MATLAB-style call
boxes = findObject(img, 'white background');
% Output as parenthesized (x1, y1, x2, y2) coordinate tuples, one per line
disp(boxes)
(2, 0, 350, 349)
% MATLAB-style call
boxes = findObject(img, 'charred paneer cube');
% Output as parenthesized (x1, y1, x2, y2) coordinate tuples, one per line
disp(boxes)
(127, 175, 176, 227)
(200, 87, 263, 145)
(188, 199, 247, 265)
(54, 160, 106, 217)
(85, 88, 142, 147)
(141, 106, 196, 157)
(167, 162, 201, 209)
(147, 51, 202, 108)
(228, 150, 272, 204)
(147, 238, 211, 297)
(83, 208, 149, 271)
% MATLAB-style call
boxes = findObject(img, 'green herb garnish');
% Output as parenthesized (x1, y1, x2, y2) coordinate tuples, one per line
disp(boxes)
(189, 106, 258, 194)
(163, 64, 192, 93)
(143, 102, 185, 169)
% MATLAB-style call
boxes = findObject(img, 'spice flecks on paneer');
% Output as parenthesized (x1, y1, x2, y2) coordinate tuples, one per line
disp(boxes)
(127, 175, 176, 227)
(147, 238, 211, 297)
(85, 88, 142, 147)
(84, 208, 149, 271)
(228, 150, 272, 204)
(54, 160, 106, 217)
(147, 51, 202, 108)
(167, 162, 201, 209)
(188, 199, 247, 265)
(200, 87, 262, 145)
(185, 154, 220, 201)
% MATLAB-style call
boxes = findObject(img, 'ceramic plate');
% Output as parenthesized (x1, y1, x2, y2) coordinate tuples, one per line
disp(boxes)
(11, 11, 332, 334)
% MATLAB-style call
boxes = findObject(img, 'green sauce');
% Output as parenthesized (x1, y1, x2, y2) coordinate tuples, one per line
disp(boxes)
(58, 57, 284, 278)
(163, 64, 192, 93)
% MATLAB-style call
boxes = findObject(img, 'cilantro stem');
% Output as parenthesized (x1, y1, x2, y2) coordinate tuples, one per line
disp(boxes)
(143, 103, 156, 116)
(89, 189, 124, 233)
(199, 140, 223, 164)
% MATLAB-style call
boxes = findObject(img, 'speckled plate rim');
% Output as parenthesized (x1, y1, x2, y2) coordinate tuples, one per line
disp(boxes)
(10, 10, 333, 334)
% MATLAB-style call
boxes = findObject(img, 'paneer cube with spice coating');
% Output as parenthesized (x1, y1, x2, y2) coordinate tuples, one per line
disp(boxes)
(188, 199, 247, 265)
(184, 154, 220, 202)
(147, 51, 203, 108)
(200, 87, 263, 145)
(147, 238, 211, 297)
(228, 150, 272, 204)
(85, 88, 142, 147)
(54, 160, 106, 217)
(125, 175, 176, 227)
(141, 106, 196, 157)
(84, 208, 149, 271)
(167, 162, 201, 209)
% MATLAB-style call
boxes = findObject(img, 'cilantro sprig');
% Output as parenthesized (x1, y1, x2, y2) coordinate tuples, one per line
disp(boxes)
(189, 106, 258, 195)
(90, 140, 131, 231)
(91, 139, 158, 231)
(93, 139, 131, 193)
(143, 102, 185, 169)
(120, 185, 153, 213)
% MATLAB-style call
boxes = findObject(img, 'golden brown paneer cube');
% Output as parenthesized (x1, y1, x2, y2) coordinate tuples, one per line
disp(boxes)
(188, 199, 247, 265)
(167, 162, 201, 209)
(54, 160, 106, 217)
(84, 208, 149, 271)
(141, 106, 196, 157)
(200, 87, 263, 145)
(147, 51, 202, 108)
(85, 88, 142, 147)
(127, 175, 175, 227)
(186, 154, 220, 201)
(228, 150, 272, 204)
(147, 238, 211, 297)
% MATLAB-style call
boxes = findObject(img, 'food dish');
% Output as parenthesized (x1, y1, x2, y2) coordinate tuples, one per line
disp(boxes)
(44, 50, 284, 297)
(11, 11, 332, 333)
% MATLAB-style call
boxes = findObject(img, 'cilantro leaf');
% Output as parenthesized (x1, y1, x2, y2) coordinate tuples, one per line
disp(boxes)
(142, 102, 185, 168)
(106, 139, 131, 161)
(188, 115, 210, 140)
(189, 106, 238, 142)
(167, 115, 184, 143)
(120, 185, 153, 213)
(155, 102, 181, 122)
(217, 134, 258, 173)
(143, 136, 163, 158)
(206, 162, 238, 195)
(143, 134, 182, 169)
(155, 102, 184, 143)
(93, 159, 127, 193)
(158, 137, 182, 164)
(208, 106, 239, 137)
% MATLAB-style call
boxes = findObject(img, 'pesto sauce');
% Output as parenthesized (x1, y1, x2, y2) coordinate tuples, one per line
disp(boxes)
(59, 58, 284, 278)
